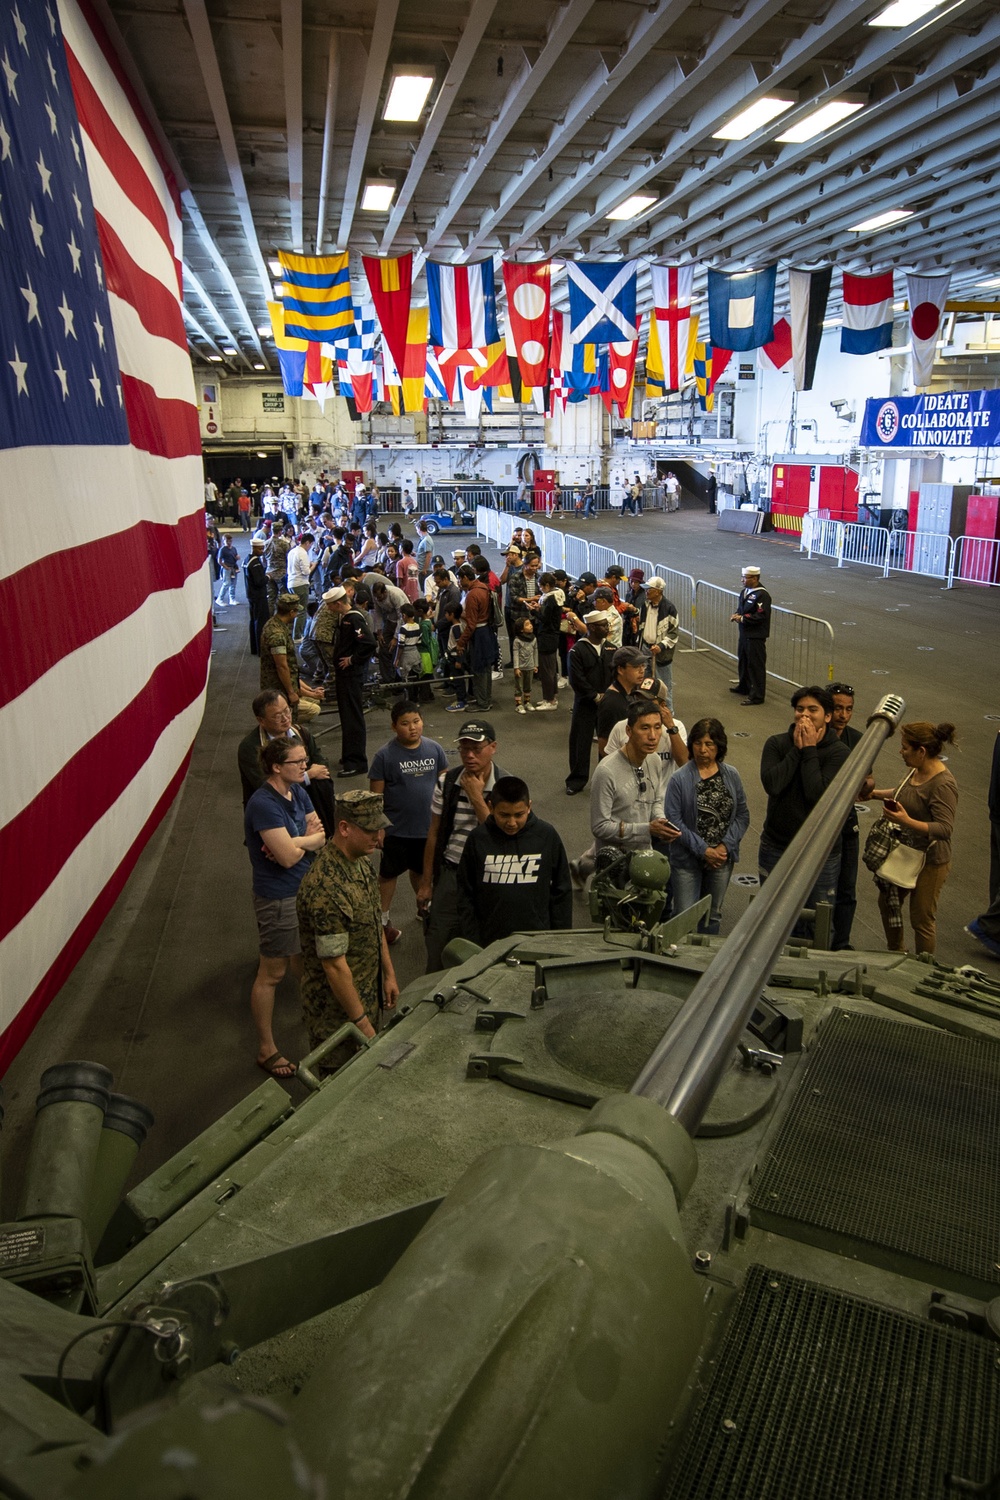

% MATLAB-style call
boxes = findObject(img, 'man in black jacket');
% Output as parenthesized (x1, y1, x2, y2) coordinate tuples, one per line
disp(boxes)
(830, 682, 870, 949)
(243, 539, 269, 656)
(237, 689, 336, 834)
(457, 777, 572, 946)
(759, 685, 851, 935)
(565, 611, 614, 795)
(325, 586, 376, 776)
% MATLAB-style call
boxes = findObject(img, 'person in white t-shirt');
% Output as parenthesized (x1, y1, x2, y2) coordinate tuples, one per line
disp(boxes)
(285, 532, 315, 640)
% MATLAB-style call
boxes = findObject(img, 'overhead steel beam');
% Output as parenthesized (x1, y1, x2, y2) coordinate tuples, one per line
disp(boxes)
(182, 261, 252, 368)
(461, 0, 693, 261)
(582, 0, 981, 259)
(379, 0, 500, 254)
(714, 108, 1000, 270)
(181, 302, 226, 361)
(182, 191, 269, 366)
(421, 0, 598, 257)
(601, 0, 997, 261)
(507, 0, 794, 256)
(282, 0, 304, 251)
(315, 34, 340, 253)
(336, 0, 400, 250)
(181, 0, 275, 309)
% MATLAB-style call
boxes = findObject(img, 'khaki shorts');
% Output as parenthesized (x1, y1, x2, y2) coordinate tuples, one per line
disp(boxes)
(252, 894, 301, 957)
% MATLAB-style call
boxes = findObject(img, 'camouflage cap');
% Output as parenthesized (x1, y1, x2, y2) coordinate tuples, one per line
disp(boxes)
(276, 592, 304, 613)
(336, 789, 391, 831)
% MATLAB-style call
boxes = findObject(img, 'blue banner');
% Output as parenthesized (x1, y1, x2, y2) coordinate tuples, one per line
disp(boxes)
(861, 390, 1000, 449)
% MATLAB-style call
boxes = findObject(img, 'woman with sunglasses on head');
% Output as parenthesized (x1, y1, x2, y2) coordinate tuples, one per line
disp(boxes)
(664, 718, 749, 935)
(864, 719, 958, 954)
(244, 737, 327, 1078)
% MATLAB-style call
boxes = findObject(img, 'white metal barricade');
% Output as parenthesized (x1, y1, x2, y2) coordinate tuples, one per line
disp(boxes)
(588, 543, 618, 579)
(801, 514, 843, 561)
(564, 534, 589, 579)
(886, 529, 953, 581)
(839, 523, 888, 570)
(948, 534, 1000, 588)
(693, 581, 835, 689)
(496, 512, 514, 550)
(475, 505, 496, 543)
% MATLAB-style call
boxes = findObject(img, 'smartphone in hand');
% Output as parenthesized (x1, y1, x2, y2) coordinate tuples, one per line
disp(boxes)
(883, 798, 901, 812)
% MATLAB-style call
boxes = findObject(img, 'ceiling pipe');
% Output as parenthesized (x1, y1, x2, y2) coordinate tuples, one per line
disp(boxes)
(282, 0, 304, 251)
(315, 34, 340, 253)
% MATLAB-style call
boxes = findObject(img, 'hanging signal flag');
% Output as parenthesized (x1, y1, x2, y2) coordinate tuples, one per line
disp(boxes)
(362, 253, 414, 387)
(788, 267, 832, 391)
(427, 260, 499, 351)
(649, 266, 693, 391)
(278, 250, 354, 342)
(567, 261, 638, 344)
(841, 271, 894, 355)
(906, 271, 950, 388)
(708, 267, 776, 352)
(503, 261, 552, 387)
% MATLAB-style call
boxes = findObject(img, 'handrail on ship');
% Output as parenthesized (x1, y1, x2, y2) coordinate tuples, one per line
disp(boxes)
(631, 692, 906, 1134)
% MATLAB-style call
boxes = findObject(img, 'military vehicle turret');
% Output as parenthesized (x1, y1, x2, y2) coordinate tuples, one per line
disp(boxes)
(2, 692, 998, 1499)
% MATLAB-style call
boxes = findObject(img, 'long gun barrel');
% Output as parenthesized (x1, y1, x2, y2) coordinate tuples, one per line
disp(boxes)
(631, 692, 906, 1132)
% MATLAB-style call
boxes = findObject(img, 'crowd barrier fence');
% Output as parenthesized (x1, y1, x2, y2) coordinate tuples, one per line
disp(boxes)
(800, 514, 956, 583)
(947, 534, 1000, 589)
(692, 580, 835, 689)
(472, 512, 836, 676)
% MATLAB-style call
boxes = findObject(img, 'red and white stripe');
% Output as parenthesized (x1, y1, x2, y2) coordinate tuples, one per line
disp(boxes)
(0, 0, 209, 1065)
(842, 270, 894, 332)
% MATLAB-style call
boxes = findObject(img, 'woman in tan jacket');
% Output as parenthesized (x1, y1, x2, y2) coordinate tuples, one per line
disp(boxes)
(868, 720, 958, 954)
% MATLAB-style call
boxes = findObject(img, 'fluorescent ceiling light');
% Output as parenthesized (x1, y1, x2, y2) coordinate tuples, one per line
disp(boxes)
(253, 363, 266, 370)
(256, 451, 269, 457)
(713, 96, 795, 140)
(776, 100, 865, 143)
(256, 323, 272, 336)
(383, 73, 434, 123)
(822, 317, 842, 327)
(868, 0, 946, 27)
(272, 282, 284, 299)
(976, 276, 1000, 288)
(267, 258, 283, 276)
(606, 193, 658, 220)
(362, 181, 395, 212)
(222, 346, 238, 355)
(207, 354, 223, 362)
(848, 208, 913, 231)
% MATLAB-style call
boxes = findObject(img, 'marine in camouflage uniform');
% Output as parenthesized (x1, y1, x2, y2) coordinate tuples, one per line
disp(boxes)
(259, 604, 300, 699)
(297, 790, 396, 1074)
(313, 594, 340, 679)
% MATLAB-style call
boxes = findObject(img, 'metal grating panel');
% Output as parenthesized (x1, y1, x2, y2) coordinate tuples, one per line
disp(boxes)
(663, 1265, 1000, 1500)
(748, 1009, 1000, 1288)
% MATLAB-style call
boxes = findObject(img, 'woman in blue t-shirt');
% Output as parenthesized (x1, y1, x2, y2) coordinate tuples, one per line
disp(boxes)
(244, 737, 326, 1077)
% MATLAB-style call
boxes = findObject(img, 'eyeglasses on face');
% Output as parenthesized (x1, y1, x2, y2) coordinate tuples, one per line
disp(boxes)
(830, 683, 855, 697)
(284, 757, 309, 767)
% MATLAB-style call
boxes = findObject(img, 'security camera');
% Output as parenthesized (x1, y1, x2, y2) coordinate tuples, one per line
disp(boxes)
(830, 399, 847, 413)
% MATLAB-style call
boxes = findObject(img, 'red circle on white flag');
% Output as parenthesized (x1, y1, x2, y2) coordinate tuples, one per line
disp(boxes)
(911, 302, 940, 340)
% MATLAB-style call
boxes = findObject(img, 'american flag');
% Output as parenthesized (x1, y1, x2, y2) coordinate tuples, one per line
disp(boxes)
(0, 0, 208, 1064)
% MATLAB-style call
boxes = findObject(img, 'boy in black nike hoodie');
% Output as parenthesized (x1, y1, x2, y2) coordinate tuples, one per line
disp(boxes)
(457, 777, 573, 947)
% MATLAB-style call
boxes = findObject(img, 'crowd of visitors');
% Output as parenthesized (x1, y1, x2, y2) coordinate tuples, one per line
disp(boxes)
(220, 475, 977, 1083)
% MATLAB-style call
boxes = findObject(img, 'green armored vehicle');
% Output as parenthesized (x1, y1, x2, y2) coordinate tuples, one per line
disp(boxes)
(2, 693, 999, 1498)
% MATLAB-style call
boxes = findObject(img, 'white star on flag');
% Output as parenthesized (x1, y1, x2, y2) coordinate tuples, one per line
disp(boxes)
(54, 356, 68, 397)
(58, 293, 75, 336)
(72, 188, 82, 222)
(46, 50, 57, 89)
(67, 233, 81, 272)
(9, 347, 28, 394)
(89, 364, 102, 404)
(44, 100, 58, 134)
(36, 151, 53, 196)
(94, 253, 103, 287)
(70, 132, 80, 166)
(94, 313, 105, 348)
(28, 203, 44, 251)
(45, 3, 56, 36)
(20, 279, 40, 325)
(2, 50, 19, 101)
(12, 6, 28, 50)
(0, 118, 9, 160)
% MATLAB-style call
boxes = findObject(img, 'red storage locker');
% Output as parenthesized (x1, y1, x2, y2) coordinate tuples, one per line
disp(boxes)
(771, 464, 812, 533)
(533, 469, 558, 512)
(959, 494, 1000, 584)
